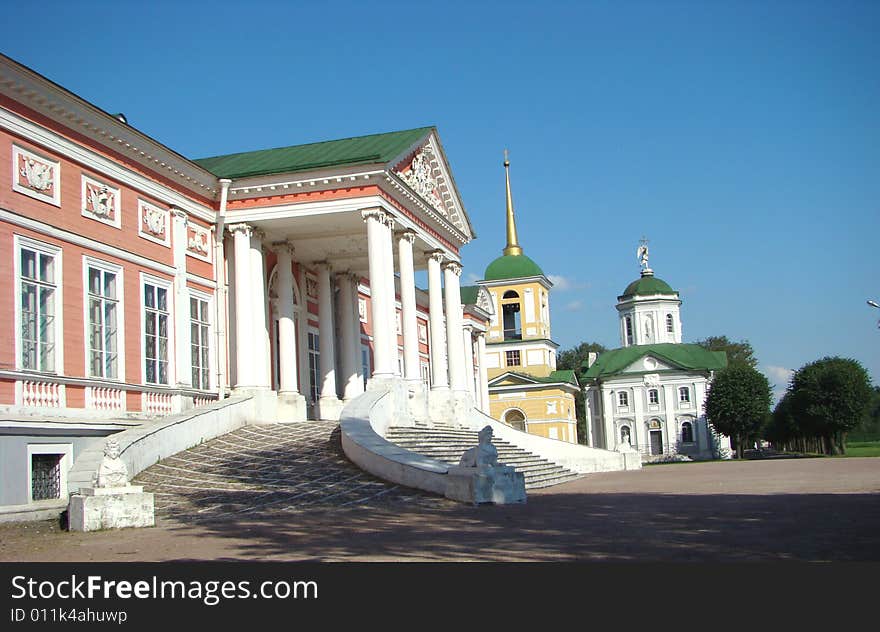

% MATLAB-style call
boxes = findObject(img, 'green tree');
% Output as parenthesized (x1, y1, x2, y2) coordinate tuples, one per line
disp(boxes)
(788, 357, 873, 455)
(557, 342, 607, 445)
(694, 335, 758, 369)
(705, 364, 772, 458)
(766, 391, 799, 449)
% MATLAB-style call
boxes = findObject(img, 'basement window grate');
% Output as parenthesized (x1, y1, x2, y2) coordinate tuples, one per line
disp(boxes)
(32, 453, 63, 500)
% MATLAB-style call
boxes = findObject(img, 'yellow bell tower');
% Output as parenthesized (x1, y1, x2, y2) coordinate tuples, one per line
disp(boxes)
(477, 152, 581, 443)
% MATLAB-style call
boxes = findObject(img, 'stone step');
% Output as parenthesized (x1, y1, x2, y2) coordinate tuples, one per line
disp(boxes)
(384, 424, 581, 491)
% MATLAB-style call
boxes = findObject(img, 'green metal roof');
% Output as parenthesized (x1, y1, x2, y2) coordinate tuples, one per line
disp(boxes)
(483, 254, 544, 281)
(460, 285, 479, 305)
(193, 127, 435, 179)
(581, 343, 727, 380)
(620, 274, 677, 299)
(491, 370, 580, 387)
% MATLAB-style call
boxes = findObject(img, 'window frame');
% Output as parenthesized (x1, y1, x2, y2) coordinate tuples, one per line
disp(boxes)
(308, 328, 320, 402)
(666, 313, 675, 334)
(678, 386, 691, 403)
(648, 388, 659, 405)
(26, 443, 72, 504)
(505, 349, 521, 367)
(14, 235, 64, 375)
(140, 273, 174, 386)
(83, 256, 125, 382)
(189, 288, 214, 391)
(618, 391, 629, 408)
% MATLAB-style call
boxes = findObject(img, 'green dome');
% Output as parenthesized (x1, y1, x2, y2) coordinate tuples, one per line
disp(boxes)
(620, 274, 677, 298)
(483, 254, 544, 281)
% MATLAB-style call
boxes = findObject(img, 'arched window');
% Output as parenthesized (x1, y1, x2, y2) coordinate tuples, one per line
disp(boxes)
(625, 315, 633, 345)
(504, 409, 526, 432)
(620, 425, 632, 445)
(618, 391, 629, 407)
(501, 291, 521, 340)
(648, 389, 659, 405)
(666, 313, 674, 334)
(681, 421, 694, 443)
(679, 386, 690, 403)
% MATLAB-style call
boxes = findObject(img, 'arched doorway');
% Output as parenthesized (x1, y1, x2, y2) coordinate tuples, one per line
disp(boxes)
(504, 408, 526, 432)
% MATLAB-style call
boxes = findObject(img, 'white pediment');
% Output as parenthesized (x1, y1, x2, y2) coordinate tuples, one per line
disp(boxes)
(622, 355, 674, 374)
(476, 286, 494, 315)
(390, 132, 472, 240)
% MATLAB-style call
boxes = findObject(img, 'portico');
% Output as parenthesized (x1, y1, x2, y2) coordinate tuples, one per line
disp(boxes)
(200, 127, 485, 423)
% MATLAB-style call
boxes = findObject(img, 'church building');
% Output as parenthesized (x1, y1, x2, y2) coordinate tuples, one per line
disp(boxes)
(581, 241, 732, 460)
(478, 156, 580, 444)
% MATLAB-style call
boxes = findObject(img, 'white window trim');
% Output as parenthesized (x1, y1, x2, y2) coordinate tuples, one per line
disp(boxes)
(26, 443, 73, 504)
(14, 235, 64, 375)
(140, 272, 175, 386)
(82, 256, 125, 382)
(679, 386, 691, 403)
(188, 287, 215, 391)
(12, 144, 61, 207)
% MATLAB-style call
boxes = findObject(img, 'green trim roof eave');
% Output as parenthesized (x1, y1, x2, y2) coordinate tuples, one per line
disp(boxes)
(488, 371, 580, 390)
(193, 127, 435, 179)
(580, 343, 727, 380)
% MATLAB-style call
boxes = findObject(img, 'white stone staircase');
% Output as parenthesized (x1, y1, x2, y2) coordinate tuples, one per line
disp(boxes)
(385, 422, 584, 490)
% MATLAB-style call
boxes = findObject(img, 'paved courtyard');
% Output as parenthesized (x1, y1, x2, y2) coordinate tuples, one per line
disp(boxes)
(1, 423, 879, 562)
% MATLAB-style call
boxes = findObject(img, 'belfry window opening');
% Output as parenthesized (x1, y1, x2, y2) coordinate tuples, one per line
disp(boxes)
(502, 290, 521, 340)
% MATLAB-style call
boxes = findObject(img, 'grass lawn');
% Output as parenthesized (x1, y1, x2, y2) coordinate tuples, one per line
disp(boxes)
(842, 441, 880, 457)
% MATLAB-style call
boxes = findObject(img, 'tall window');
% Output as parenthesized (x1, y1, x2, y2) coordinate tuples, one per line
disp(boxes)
(679, 386, 691, 403)
(502, 290, 521, 340)
(505, 349, 520, 367)
(681, 421, 694, 443)
(190, 296, 210, 389)
(361, 345, 371, 388)
(143, 281, 169, 384)
(625, 315, 633, 345)
(86, 264, 119, 379)
(308, 331, 320, 401)
(618, 391, 629, 407)
(648, 389, 659, 405)
(666, 313, 675, 334)
(19, 244, 58, 372)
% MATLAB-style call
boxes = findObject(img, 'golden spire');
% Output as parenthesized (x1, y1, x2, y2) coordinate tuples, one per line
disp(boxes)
(503, 149, 523, 256)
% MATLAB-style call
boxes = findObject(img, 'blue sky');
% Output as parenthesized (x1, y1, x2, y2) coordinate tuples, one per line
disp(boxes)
(4, 0, 878, 398)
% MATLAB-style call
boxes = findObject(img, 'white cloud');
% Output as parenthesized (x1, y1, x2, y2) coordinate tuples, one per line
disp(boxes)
(465, 272, 480, 284)
(564, 300, 584, 312)
(763, 365, 794, 403)
(548, 275, 589, 292)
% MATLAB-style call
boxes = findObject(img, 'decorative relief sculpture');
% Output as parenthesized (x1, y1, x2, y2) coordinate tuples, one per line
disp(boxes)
(19, 156, 54, 193)
(396, 146, 447, 215)
(186, 224, 211, 261)
(138, 201, 169, 245)
(82, 177, 119, 226)
(95, 437, 129, 488)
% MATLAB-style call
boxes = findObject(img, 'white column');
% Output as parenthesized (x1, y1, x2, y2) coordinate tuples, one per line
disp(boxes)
(230, 223, 254, 388)
(444, 261, 466, 392)
(426, 251, 448, 390)
(362, 209, 395, 379)
(337, 272, 364, 400)
(171, 209, 191, 388)
(296, 264, 310, 397)
(397, 230, 420, 382)
(316, 262, 339, 402)
(477, 332, 490, 414)
(462, 326, 476, 399)
(250, 228, 270, 389)
(272, 241, 299, 394)
(384, 221, 400, 376)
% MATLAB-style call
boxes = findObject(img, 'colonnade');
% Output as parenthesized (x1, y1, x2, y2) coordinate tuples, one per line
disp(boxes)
(226, 208, 487, 420)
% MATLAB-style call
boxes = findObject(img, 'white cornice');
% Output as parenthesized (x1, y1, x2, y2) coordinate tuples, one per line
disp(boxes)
(0, 107, 217, 224)
(0, 57, 218, 199)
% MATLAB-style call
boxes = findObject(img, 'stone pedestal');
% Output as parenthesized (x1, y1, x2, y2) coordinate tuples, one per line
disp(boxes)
(277, 391, 307, 422)
(316, 396, 345, 421)
(405, 380, 429, 425)
(68, 486, 155, 532)
(445, 465, 526, 505)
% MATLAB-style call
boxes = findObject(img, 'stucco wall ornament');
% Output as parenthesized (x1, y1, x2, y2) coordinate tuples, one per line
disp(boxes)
(20, 157, 54, 192)
(88, 185, 114, 218)
(397, 147, 447, 216)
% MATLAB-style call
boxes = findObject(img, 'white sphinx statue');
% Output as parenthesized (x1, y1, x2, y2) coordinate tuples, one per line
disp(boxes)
(445, 425, 526, 505)
(95, 437, 130, 488)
